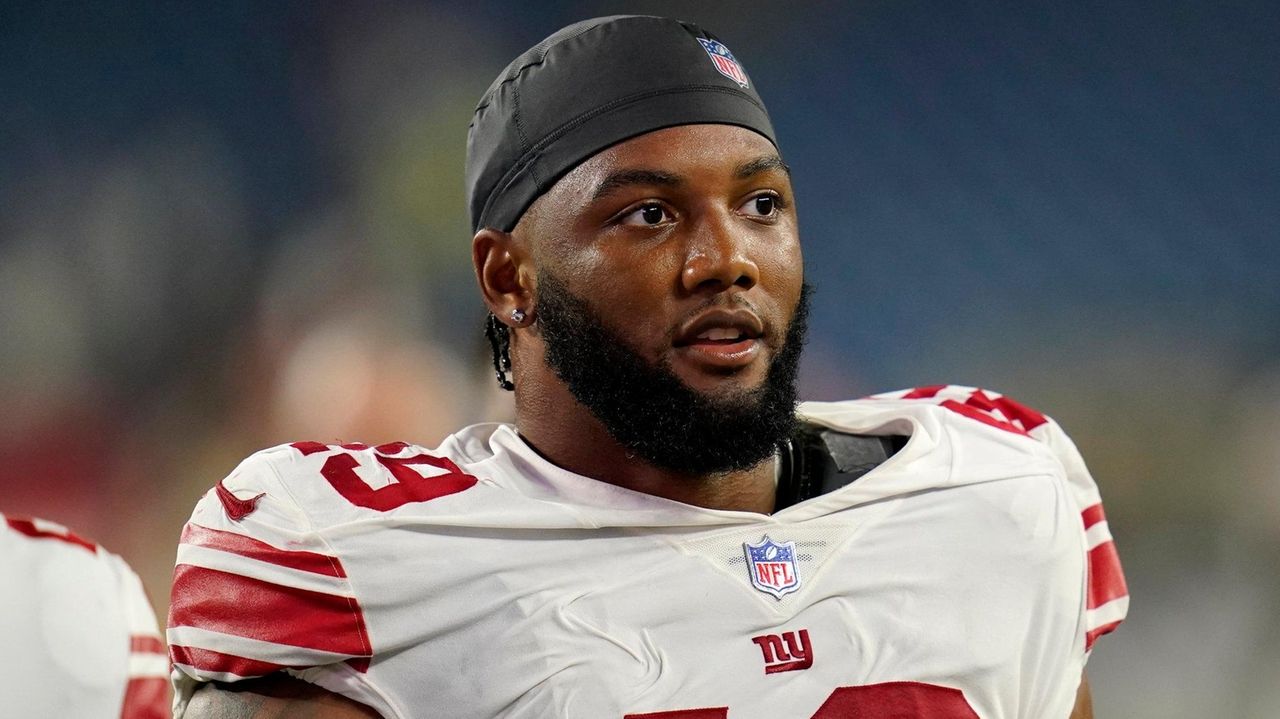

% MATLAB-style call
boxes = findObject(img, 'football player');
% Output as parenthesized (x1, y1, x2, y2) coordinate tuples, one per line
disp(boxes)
(170, 16, 1126, 718)
(1, 514, 169, 717)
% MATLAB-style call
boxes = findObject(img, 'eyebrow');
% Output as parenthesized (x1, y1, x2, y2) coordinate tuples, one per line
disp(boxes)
(735, 155, 791, 179)
(591, 169, 682, 203)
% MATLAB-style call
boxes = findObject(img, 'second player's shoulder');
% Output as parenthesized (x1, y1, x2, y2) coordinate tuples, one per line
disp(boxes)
(0, 515, 149, 605)
(0, 514, 168, 717)
(0, 513, 101, 562)
(0, 514, 159, 611)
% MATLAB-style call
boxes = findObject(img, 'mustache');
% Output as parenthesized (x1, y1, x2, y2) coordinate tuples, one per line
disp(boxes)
(663, 294, 791, 351)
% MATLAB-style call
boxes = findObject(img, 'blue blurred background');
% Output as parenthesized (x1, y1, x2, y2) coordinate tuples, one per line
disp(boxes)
(2, 0, 1277, 714)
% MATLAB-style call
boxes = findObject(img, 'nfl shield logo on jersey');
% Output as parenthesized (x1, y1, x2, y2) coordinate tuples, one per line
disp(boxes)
(744, 536, 801, 599)
(697, 38, 750, 88)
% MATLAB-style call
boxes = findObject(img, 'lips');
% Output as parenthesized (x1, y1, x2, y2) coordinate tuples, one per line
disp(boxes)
(675, 309, 764, 346)
(673, 308, 766, 369)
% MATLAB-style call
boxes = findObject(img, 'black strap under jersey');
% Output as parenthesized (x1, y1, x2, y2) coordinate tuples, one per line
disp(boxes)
(775, 424, 909, 510)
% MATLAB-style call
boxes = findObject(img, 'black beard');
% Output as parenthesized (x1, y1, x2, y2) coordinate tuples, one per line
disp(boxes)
(535, 271, 810, 476)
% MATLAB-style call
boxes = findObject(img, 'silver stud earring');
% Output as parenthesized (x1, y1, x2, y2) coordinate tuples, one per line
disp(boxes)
(510, 308, 527, 324)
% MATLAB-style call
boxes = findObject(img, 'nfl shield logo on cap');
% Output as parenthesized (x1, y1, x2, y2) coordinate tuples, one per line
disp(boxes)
(697, 38, 750, 88)
(743, 536, 801, 599)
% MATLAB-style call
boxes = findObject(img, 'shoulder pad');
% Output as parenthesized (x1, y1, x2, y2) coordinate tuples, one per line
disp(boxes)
(775, 423, 909, 509)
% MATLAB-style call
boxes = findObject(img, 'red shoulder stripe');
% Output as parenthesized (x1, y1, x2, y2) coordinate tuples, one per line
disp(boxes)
(180, 523, 347, 578)
(169, 565, 371, 661)
(120, 676, 168, 719)
(170, 644, 287, 678)
(5, 517, 96, 553)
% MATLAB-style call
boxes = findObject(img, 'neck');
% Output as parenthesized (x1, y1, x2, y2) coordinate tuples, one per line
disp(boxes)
(512, 370, 778, 514)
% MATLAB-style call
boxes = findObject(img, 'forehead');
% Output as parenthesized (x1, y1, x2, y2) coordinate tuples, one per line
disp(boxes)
(538, 124, 783, 208)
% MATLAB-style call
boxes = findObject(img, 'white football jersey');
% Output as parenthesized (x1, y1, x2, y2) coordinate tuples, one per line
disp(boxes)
(0, 514, 169, 718)
(169, 386, 1127, 719)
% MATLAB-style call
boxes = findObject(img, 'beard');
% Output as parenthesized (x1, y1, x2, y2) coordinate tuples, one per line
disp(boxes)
(534, 270, 810, 476)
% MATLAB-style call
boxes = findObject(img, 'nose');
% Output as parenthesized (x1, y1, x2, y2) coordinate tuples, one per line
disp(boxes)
(680, 211, 760, 295)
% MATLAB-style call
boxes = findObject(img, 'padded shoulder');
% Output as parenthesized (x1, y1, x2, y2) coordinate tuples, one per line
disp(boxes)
(870, 385, 1050, 437)
(205, 440, 482, 529)
(872, 384, 1130, 653)
(1, 515, 169, 718)
(169, 444, 381, 715)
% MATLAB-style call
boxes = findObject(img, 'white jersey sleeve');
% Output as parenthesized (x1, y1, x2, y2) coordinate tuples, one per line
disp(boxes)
(0, 515, 169, 719)
(873, 384, 1130, 653)
(167, 445, 374, 716)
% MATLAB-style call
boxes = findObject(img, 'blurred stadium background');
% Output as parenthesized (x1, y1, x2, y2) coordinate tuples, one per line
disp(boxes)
(1, 0, 1276, 714)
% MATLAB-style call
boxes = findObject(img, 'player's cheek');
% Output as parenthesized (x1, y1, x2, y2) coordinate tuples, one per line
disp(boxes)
(758, 243, 803, 293)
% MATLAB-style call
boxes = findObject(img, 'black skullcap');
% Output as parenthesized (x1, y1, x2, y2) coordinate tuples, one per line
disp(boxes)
(466, 15, 777, 234)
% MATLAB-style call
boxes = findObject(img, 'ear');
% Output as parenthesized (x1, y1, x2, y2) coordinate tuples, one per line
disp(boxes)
(473, 227, 534, 326)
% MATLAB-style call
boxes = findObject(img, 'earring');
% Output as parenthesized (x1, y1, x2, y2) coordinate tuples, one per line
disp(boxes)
(510, 308, 527, 324)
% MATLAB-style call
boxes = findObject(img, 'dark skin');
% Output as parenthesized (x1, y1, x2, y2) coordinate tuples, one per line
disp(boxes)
(184, 123, 1093, 717)
(477, 124, 802, 514)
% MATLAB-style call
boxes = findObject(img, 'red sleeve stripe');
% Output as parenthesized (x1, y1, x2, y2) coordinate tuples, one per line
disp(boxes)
(169, 565, 372, 660)
(180, 523, 347, 578)
(5, 517, 97, 553)
(171, 644, 289, 678)
(120, 676, 169, 719)
(130, 635, 166, 655)
(1087, 540, 1129, 609)
(1085, 619, 1123, 651)
(1081, 503, 1107, 530)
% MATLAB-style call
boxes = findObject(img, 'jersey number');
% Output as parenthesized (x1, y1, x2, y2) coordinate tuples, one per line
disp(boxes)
(292, 442, 478, 511)
(626, 681, 979, 718)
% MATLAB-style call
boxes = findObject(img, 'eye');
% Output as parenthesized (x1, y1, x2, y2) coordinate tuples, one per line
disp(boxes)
(619, 202, 674, 227)
(740, 192, 782, 218)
